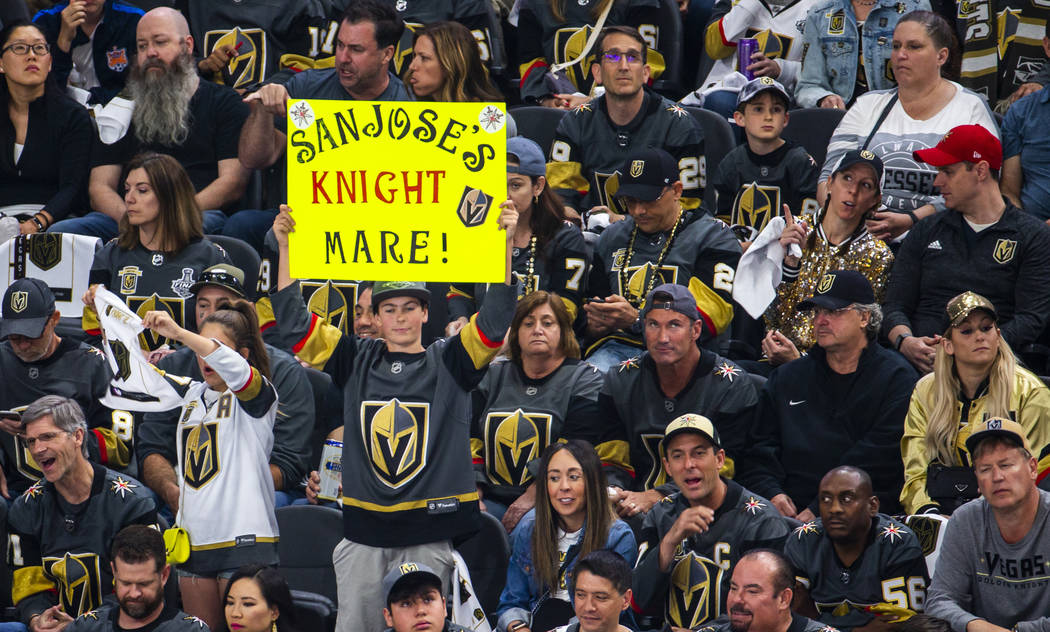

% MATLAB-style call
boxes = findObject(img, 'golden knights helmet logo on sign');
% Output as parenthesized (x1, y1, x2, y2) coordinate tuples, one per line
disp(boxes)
(484, 409, 553, 487)
(362, 399, 430, 489)
(457, 187, 493, 228)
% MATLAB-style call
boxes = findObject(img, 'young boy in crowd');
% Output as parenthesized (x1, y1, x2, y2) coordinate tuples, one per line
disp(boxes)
(381, 562, 470, 632)
(713, 77, 820, 249)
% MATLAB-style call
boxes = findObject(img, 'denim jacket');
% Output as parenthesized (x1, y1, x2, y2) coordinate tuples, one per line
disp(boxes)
(795, 0, 929, 108)
(495, 510, 637, 632)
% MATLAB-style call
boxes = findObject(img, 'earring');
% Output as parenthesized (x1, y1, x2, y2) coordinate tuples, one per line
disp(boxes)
(533, 194, 539, 206)
(271, 622, 277, 632)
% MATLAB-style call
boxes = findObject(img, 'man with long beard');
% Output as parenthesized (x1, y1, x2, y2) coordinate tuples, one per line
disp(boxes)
(50, 7, 249, 241)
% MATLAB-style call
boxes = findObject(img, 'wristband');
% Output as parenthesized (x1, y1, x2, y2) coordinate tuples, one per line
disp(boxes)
(31, 215, 45, 232)
(895, 332, 912, 350)
(510, 622, 528, 632)
(905, 210, 919, 226)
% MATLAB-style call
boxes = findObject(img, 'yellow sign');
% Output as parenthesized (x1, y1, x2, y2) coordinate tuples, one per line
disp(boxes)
(286, 99, 508, 281)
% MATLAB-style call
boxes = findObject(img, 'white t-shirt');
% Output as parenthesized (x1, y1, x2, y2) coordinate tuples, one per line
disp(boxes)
(553, 528, 583, 601)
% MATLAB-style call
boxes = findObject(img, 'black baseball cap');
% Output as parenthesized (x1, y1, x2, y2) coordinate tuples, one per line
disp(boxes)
(382, 562, 442, 605)
(833, 149, 884, 186)
(0, 278, 56, 340)
(189, 264, 246, 298)
(614, 147, 679, 202)
(371, 281, 431, 310)
(797, 270, 874, 311)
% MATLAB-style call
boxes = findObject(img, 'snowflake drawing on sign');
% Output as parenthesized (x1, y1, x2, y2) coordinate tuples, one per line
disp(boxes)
(479, 106, 505, 132)
(290, 101, 314, 130)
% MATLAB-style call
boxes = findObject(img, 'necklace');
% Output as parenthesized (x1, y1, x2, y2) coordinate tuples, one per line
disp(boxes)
(619, 210, 683, 306)
(523, 235, 538, 294)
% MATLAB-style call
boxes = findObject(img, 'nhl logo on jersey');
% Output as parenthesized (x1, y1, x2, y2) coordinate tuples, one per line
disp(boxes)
(28, 232, 62, 270)
(106, 46, 128, 71)
(630, 160, 645, 178)
(151, 253, 164, 266)
(10, 291, 27, 313)
(993, 239, 1016, 264)
(391, 361, 403, 374)
(485, 409, 552, 486)
(396, 0, 407, 9)
(456, 187, 493, 228)
(362, 399, 430, 489)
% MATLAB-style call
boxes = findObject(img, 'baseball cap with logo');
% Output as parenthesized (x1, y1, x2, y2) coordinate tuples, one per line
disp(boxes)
(946, 291, 997, 327)
(640, 283, 699, 322)
(189, 264, 246, 298)
(662, 413, 721, 455)
(964, 417, 1031, 455)
(736, 76, 791, 107)
(614, 147, 679, 202)
(833, 149, 884, 188)
(797, 270, 875, 311)
(371, 281, 431, 310)
(0, 278, 56, 340)
(912, 124, 1002, 170)
(382, 561, 443, 605)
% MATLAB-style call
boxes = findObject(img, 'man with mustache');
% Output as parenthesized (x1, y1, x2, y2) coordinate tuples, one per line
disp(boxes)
(51, 7, 249, 242)
(64, 525, 206, 631)
(741, 271, 917, 520)
(784, 467, 929, 632)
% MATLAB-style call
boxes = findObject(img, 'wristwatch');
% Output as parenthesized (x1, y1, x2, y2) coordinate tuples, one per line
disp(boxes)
(895, 332, 912, 350)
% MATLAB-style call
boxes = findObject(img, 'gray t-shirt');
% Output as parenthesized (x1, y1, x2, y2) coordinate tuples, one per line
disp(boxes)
(926, 489, 1050, 632)
(284, 68, 412, 101)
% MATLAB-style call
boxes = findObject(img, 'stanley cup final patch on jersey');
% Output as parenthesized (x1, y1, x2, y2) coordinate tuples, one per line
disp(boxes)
(484, 409, 553, 486)
(361, 399, 430, 489)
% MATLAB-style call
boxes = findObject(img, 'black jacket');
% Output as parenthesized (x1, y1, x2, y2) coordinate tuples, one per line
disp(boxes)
(882, 202, 1050, 347)
(34, 0, 143, 105)
(741, 342, 918, 514)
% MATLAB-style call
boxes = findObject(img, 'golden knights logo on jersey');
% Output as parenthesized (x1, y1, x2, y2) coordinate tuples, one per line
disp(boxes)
(615, 262, 680, 305)
(593, 171, 625, 214)
(484, 409, 553, 486)
(553, 25, 599, 90)
(393, 22, 423, 75)
(14, 434, 42, 480)
(28, 233, 62, 271)
(127, 294, 184, 350)
(640, 433, 670, 489)
(43, 552, 102, 616)
(669, 552, 726, 628)
(303, 280, 359, 335)
(182, 421, 221, 489)
(731, 183, 782, 233)
(203, 27, 267, 89)
(743, 27, 795, 60)
(361, 399, 430, 489)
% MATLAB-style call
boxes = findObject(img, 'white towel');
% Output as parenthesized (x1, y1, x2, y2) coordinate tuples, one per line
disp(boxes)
(732, 216, 803, 319)
(450, 550, 493, 632)
(67, 87, 135, 144)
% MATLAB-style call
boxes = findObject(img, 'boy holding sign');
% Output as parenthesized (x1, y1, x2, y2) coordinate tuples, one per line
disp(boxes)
(269, 203, 518, 632)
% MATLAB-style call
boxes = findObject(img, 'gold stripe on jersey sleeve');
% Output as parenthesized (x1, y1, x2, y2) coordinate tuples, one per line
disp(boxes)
(233, 368, 263, 402)
(92, 428, 131, 468)
(680, 195, 702, 211)
(460, 314, 504, 370)
(721, 456, 735, 479)
(689, 276, 733, 336)
(82, 306, 100, 335)
(255, 297, 276, 330)
(470, 438, 484, 463)
(546, 162, 590, 195)
(705, 20, 735, 60)
(560, 295, 578, 321)
(294, 316, 343, 370)
(343, 490, 479, 512)
(190, 536, 279, 552)
(447, 284, 474, 301)
(12, 566, 52, 605)
(647, 49, 667, 81)
(595, 440, 633, 476)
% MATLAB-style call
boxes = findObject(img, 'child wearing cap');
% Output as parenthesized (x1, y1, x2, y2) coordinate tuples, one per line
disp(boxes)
(712, 77, 821, 249)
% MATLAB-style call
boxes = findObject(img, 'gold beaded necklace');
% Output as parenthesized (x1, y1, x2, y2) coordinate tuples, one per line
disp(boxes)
(522, 235, 538, 294)
(619, 209, 683, 306)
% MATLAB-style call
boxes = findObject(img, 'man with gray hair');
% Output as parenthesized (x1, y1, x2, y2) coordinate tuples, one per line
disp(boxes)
(740, 270, 918, 520)
(6, 395, 156, 631)
(51, 6, 249, 241)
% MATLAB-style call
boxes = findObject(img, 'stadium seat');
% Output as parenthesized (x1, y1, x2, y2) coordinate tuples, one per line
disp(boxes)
(682, 106, 736, 212)
(205, 234, 262, 300)
(274, 505, 343, 604)
(781, 108, 846, 168)
(648, 0, 684, 99)
(289, 589, 336, 632)
(455, 511, 510, 616)
(304, 367, 341, 470)
(901, 513, 949, 576)
(509, 106, 567, 157)
(482, 0, 509, 80)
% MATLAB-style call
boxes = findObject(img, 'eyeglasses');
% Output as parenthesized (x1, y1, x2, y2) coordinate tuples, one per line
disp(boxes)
(3, 43, 50, 56)
(813, 306, 856, 318)
(602, 49, 643, 65)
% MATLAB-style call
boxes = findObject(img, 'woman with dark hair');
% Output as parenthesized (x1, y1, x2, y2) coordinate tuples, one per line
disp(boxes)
(762, 150, 894, 366)
(496, 440, 636, 632)
(447, 136, 587, 335)
(900, 291, 1050, 515)
(405, 21, 502, 102)
(83, 152, 229, 351)
(224, 564, 297, 632)
(141, 300, 278, 631)
(0, 20, 92, 234)
(820, 10, 997, 243)
(471, 290, 606, 530)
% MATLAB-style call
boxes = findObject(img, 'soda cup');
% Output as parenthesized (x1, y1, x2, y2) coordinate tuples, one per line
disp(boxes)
(318, 439, 343, 502)
(738, 38, 759, 80)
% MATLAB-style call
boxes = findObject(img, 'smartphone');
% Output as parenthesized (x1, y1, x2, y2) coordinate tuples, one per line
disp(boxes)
(0, 410, 21, 421)
(585, 297, 606, 304)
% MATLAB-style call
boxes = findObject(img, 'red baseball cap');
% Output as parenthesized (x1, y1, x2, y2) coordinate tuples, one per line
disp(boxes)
(912, 125, 1002, 170)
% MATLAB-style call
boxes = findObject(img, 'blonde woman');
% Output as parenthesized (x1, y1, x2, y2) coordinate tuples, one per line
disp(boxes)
(900, 291, 1050, 515)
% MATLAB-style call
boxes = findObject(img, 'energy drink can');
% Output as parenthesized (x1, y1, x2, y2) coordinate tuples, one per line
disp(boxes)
(318, 439, 343, 502)
(738, 38, 759, 80)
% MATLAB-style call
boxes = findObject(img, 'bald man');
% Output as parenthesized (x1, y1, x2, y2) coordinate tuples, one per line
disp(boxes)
(784, 467, 929, 631)
(52, 7, 250, 241)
